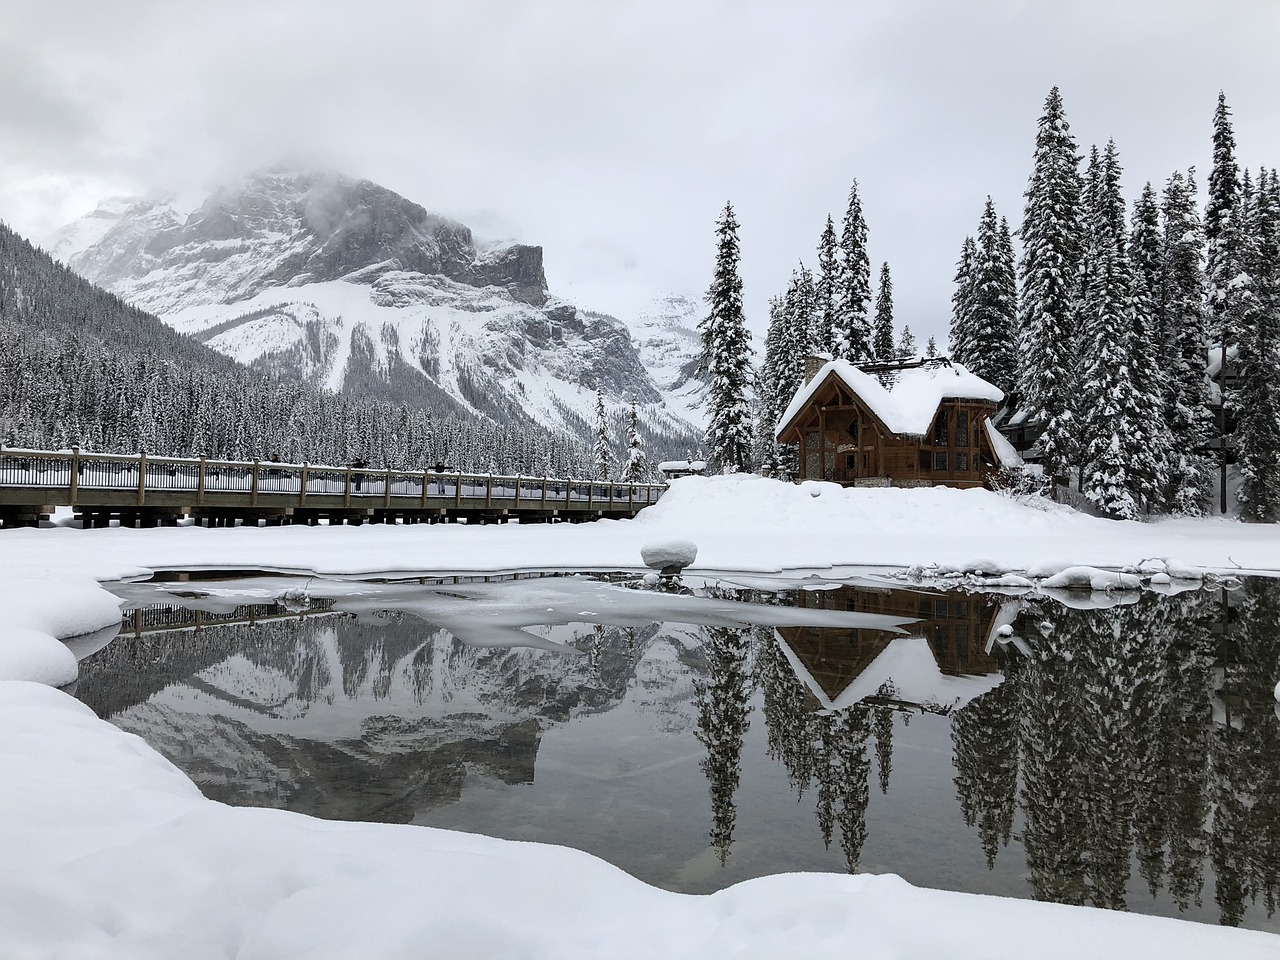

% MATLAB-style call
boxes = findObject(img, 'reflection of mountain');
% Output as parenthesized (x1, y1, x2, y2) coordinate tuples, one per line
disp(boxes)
(76, 615, 659, 823)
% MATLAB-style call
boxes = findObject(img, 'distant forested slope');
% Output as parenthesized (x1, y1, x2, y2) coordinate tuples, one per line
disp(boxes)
(0, 222, 593, 473)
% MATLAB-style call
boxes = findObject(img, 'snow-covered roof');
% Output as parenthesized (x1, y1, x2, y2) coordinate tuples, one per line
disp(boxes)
(775, 359, 1004, 440)
(983, 418, 1024, 470)
(657, 460, 706, 473)
(778, 633, 1003, 714)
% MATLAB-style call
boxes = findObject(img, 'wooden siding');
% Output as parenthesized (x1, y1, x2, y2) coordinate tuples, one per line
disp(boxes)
(778, 373, 999, 489)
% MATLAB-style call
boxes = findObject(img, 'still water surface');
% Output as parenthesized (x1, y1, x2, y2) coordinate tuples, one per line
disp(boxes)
(76, 574, 1280, 932)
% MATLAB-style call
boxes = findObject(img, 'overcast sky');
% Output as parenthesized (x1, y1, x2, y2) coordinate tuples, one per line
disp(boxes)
(2, 0, 1278, 346)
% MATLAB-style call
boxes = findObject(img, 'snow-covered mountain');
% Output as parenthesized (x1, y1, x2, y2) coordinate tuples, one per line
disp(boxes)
(50, 171, 708, 449)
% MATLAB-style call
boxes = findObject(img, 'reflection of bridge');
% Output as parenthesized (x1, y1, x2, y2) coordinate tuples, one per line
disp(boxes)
(0, 447, 666, 528)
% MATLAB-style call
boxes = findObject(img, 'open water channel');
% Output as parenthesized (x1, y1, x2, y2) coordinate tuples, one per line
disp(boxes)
(72, 572, 1280, 932)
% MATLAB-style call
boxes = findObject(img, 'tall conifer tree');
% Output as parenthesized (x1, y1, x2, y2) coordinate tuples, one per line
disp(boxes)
(1018, 87, 1083, 480)
(1236, 168, 1280, 520)
(700, 202, 755, 473)
(592, 385, 612, 480)
(1161, 169, 1213, 514)
(814, 215, 840, 355)
(834, 181, 873, 362)
(950, 236, 977, 361)
(963, 198, 1019, 392)
(872, 261, 895, 361)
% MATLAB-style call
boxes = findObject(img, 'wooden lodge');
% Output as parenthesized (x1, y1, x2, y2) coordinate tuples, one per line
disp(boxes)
(774, 356, 1008, 489)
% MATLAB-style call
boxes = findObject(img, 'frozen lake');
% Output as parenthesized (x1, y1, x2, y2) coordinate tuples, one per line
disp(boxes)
(74, 573, 1280, 932)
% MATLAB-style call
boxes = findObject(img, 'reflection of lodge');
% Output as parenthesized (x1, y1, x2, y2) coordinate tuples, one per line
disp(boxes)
(776, 585, 1003, 713)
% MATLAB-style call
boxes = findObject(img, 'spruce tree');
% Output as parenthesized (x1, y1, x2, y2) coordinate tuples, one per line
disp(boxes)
(592, 385, 612, 480)
(1078, 141, 1146, 519)
(834, 181, 873, 362)
(950, 236, 977, 362)
(1161, 169, 1214, 514)
(755, 295, 788, 477)
(814, 215, 840, 355)
(872, 261, 895, 362)
(925, 335, 939, 358)
(1018, 87, 1084, 481)
(621, 399, 650, 483)
(1236, 168, 1280, 521)
(963, 198, 1019, 392)
(700, 203, 755, 473)
(897, 325, 916, 359)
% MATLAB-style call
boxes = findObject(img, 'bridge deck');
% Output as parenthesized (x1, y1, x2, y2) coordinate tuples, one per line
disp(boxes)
(0, 447, 666, 528)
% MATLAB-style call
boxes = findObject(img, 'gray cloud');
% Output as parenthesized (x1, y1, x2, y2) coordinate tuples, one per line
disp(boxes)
(2, 0, 1278, 347)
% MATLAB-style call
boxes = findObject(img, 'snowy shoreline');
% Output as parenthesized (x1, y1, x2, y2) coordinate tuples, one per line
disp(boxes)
(2, 681, 1277, 960)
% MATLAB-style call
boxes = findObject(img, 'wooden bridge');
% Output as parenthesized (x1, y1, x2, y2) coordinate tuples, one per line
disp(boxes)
(0, 447, 667, 529)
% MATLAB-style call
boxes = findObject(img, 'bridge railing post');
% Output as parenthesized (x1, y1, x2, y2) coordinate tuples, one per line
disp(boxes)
(421, 470, 429, 509)
(197, 457, 207, 505)
(251, 460, 260, 506)
(137, 452, 147, 506)
(384, 467, 393, 510)
(69, 446, 80, 506)
(299, 463, 308, 506)
(344, 467, 352, 508)
(485, 474, 493, 510)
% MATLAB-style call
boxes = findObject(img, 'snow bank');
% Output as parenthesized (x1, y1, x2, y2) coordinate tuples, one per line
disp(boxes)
(0, 578, 122, 685)
(1, 681, 1275, 960)
(1, 476, 1278, 589)
(1041, 566, 1143, 591)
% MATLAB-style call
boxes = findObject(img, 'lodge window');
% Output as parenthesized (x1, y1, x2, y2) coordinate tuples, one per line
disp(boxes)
(935, 451, 948, 471)
(919, 449, 932, 471)
(933, 412, 949, 445)
(847, 420, 859, 441)
(957, 452, 969, 471)
(845, 454, 856, 470)
(956, 411, 969, 446)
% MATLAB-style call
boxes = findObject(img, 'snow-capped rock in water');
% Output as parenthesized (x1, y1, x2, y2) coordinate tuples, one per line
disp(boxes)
(641, 539, 698, 575)
(49, 171, 704, 451)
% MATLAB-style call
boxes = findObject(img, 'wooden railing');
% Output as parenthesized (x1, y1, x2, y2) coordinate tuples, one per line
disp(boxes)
(0, 446, 666, 516)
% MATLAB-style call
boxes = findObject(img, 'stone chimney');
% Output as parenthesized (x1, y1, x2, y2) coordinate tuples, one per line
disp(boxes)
(804, 352, 833, 384)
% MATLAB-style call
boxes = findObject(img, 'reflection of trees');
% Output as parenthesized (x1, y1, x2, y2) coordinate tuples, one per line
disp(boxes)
(950, 657, 1020, 869)
(754, 630, 875, 872)
(694, 625, 753, 864)
(1211, 581, 1280, 925)
(953, 582, 1280, 927)
(873, 684, 895, 796)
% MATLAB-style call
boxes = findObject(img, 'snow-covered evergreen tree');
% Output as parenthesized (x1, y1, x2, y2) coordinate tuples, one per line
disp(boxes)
(1018, 87, 1084, 480)
(834, 181, 873, 362)
(962, 198, 1019, 393)
(872, 261, 895, 361)
(814, 215, 840, 355)
(1236, 167, 1280, 521)
(925, 335, 938, 358)
(1205, 92, 1244, 347)
(620, 399, 651, 483)
(950, 236, 976, 360)
(592, 385, 612, 480)
(699, 202, 755, 473)
(897, 325, 916, 359)
(1078, 141, 1146, 519)
(1161, 169, 1214, 514)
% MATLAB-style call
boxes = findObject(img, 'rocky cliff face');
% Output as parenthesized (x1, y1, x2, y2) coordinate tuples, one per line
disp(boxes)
(51, 171, 706, 452)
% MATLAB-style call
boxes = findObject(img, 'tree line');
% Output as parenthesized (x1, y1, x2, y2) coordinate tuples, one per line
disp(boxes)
(698, 89, 1280, 522)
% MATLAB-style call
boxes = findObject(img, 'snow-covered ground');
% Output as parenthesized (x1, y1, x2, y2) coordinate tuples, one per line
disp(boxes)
(2, 475, 1278, 585)
(4, 475, 1280, 956)
(2, 681, 1276, 959)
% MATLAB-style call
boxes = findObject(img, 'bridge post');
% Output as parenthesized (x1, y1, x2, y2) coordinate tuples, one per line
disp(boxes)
(629, 483, 634, 513)
(299, 463, 308, 506)
(485, 474, 493, 510)
(344, 467, 352, 508)
(587, 482, 593, 512)
(384, 468, 393, 510)
(137, 453, 147, 506)
(421, 470, 429, 509)
(197, 457, 207, 506)
(609, 483, 615, 511)
(542, 475, 548, 511)
(514, 474, 521, 510)
(251, 460, 259, 507)
(69, 446, 80, 506)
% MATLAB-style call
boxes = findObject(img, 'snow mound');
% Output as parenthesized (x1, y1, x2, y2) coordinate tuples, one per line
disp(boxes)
(1041, 566, 1143, 592)
(0, 578, 122, 686)
(0, 628, 77, 686)
(641, 539, 698, 572)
